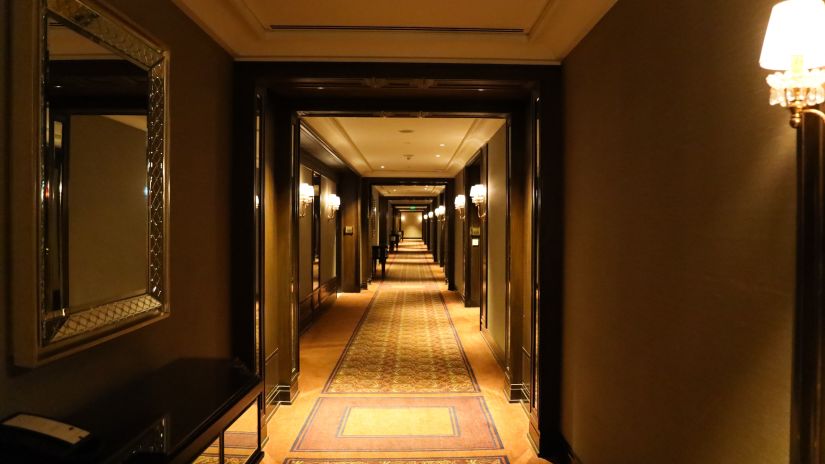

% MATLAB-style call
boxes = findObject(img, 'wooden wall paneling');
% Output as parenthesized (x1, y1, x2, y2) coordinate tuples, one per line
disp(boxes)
(446, 180, 456, 290)
(506, 110, 526, 402)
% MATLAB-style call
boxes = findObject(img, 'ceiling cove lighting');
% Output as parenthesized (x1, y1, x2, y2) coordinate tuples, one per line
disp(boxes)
(454, 194, 466, 220)
(470, 184, 487, 220)
(326, 193, 341, 220)
(299, 182, 314, 217)
(761, 0, 825, 127)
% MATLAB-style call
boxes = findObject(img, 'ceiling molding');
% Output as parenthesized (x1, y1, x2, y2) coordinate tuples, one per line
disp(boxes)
(329, 118, 374, 170)
(524, 0, 559, 37)
(172, 0, 617, 62)
(269, 25, 524, 34)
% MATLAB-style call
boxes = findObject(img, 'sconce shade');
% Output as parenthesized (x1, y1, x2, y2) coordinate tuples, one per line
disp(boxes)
(760, 0, 825, 71)
(454, 194, 466, 209)
(327, 193, 341, 210)
(299, 182, 315, 202)
(435, 205, 446, 217)
(470, 184, 487, 204)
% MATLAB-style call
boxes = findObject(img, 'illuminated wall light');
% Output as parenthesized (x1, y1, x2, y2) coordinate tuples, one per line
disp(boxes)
(469, 184, 487, 220)
(435, 205, 446, 222)
(454, 194, 466, 220)
(326, 193, 341, 220)
(299, 182, 314, 217)
(760, 0, 825, 127)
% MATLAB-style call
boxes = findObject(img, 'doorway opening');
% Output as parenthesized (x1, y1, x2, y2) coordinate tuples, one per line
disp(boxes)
(235, 63, 564, 461)
(258, 112, 538, 461)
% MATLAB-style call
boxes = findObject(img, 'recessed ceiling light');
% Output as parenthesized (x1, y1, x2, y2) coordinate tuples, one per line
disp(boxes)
(380, 165, 385, 169)
(435, 155, 441, 158)
(439, 143, 445, 147)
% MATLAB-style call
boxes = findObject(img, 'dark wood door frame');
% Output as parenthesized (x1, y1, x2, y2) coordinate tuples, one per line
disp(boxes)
(233, 62, 567, 462)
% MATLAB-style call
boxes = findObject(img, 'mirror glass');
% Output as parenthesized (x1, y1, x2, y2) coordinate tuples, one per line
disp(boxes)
(38, 0, 167, 348)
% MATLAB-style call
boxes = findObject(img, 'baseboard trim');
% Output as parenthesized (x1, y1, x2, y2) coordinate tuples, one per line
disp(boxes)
(269, 372, 300, 406)
(527, 421, 540, 454)
(503, 380, 526, 403)
(527, 423, 575, 464)
(480, 327, 506, 370)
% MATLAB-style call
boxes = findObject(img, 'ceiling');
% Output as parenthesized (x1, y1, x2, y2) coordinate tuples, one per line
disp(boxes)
(171, 0, 617, 63)
(303, 117, 504, 178)
(375, 185, 445, 198)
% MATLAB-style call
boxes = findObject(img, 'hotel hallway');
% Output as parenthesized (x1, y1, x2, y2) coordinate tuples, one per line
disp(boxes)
(262, 239, 543, 464)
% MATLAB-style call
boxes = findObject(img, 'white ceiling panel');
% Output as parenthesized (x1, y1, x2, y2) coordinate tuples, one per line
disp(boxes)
(303, 117, 505, 178)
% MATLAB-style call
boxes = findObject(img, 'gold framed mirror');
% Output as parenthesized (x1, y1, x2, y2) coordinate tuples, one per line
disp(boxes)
(10, 0, 169, 367)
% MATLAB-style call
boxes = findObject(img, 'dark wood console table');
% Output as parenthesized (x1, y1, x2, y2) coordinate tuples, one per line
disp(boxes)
(3, 358, 264, 463)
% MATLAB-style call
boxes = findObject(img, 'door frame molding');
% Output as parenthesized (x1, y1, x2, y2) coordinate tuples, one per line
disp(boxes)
(233, 62, 567, 461)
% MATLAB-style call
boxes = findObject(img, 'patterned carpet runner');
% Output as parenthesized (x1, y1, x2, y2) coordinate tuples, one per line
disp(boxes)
(284, 459, 509, 464)
(324, 241, 479, 394)
(288, 240, 503, 461)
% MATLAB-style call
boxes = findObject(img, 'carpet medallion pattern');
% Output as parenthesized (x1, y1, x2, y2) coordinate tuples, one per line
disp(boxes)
(283, 458, 509, 464)
(292, 397, 502, 452)
(324, 246, 478, 394)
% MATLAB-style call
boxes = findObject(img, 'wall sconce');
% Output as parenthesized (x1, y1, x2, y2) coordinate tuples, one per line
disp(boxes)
(299, 182, 314, 217)
(469, 184, 487, 220)
(454, 194, 466, 220)
(326, 193, 340, 220)
(435, 205, 446, 222)
(427, 211, 434, 221)
(760, 0, 825, 127)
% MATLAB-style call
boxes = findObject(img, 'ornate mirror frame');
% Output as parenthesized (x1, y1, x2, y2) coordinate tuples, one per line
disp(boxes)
(10, 0, 169, 367)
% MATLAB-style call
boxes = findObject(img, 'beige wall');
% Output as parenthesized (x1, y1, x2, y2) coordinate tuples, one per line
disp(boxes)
(487, 126, 508, 353)
(68, 115, 148, 307)
(400, 212, 422, 238)
(562, 0, 794, 461)
(320, 175, 337, 283)
(1, 0, 234, 417)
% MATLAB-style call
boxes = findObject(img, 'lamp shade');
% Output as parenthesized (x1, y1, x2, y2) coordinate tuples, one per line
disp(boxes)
(454, 194, 466, 209)
(299, 182, 314, 202)
(326, 193, 341, 210)
(760, 0, 825, 70)
(435, 205, 446, 217)
(470, 184, 486, 204)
